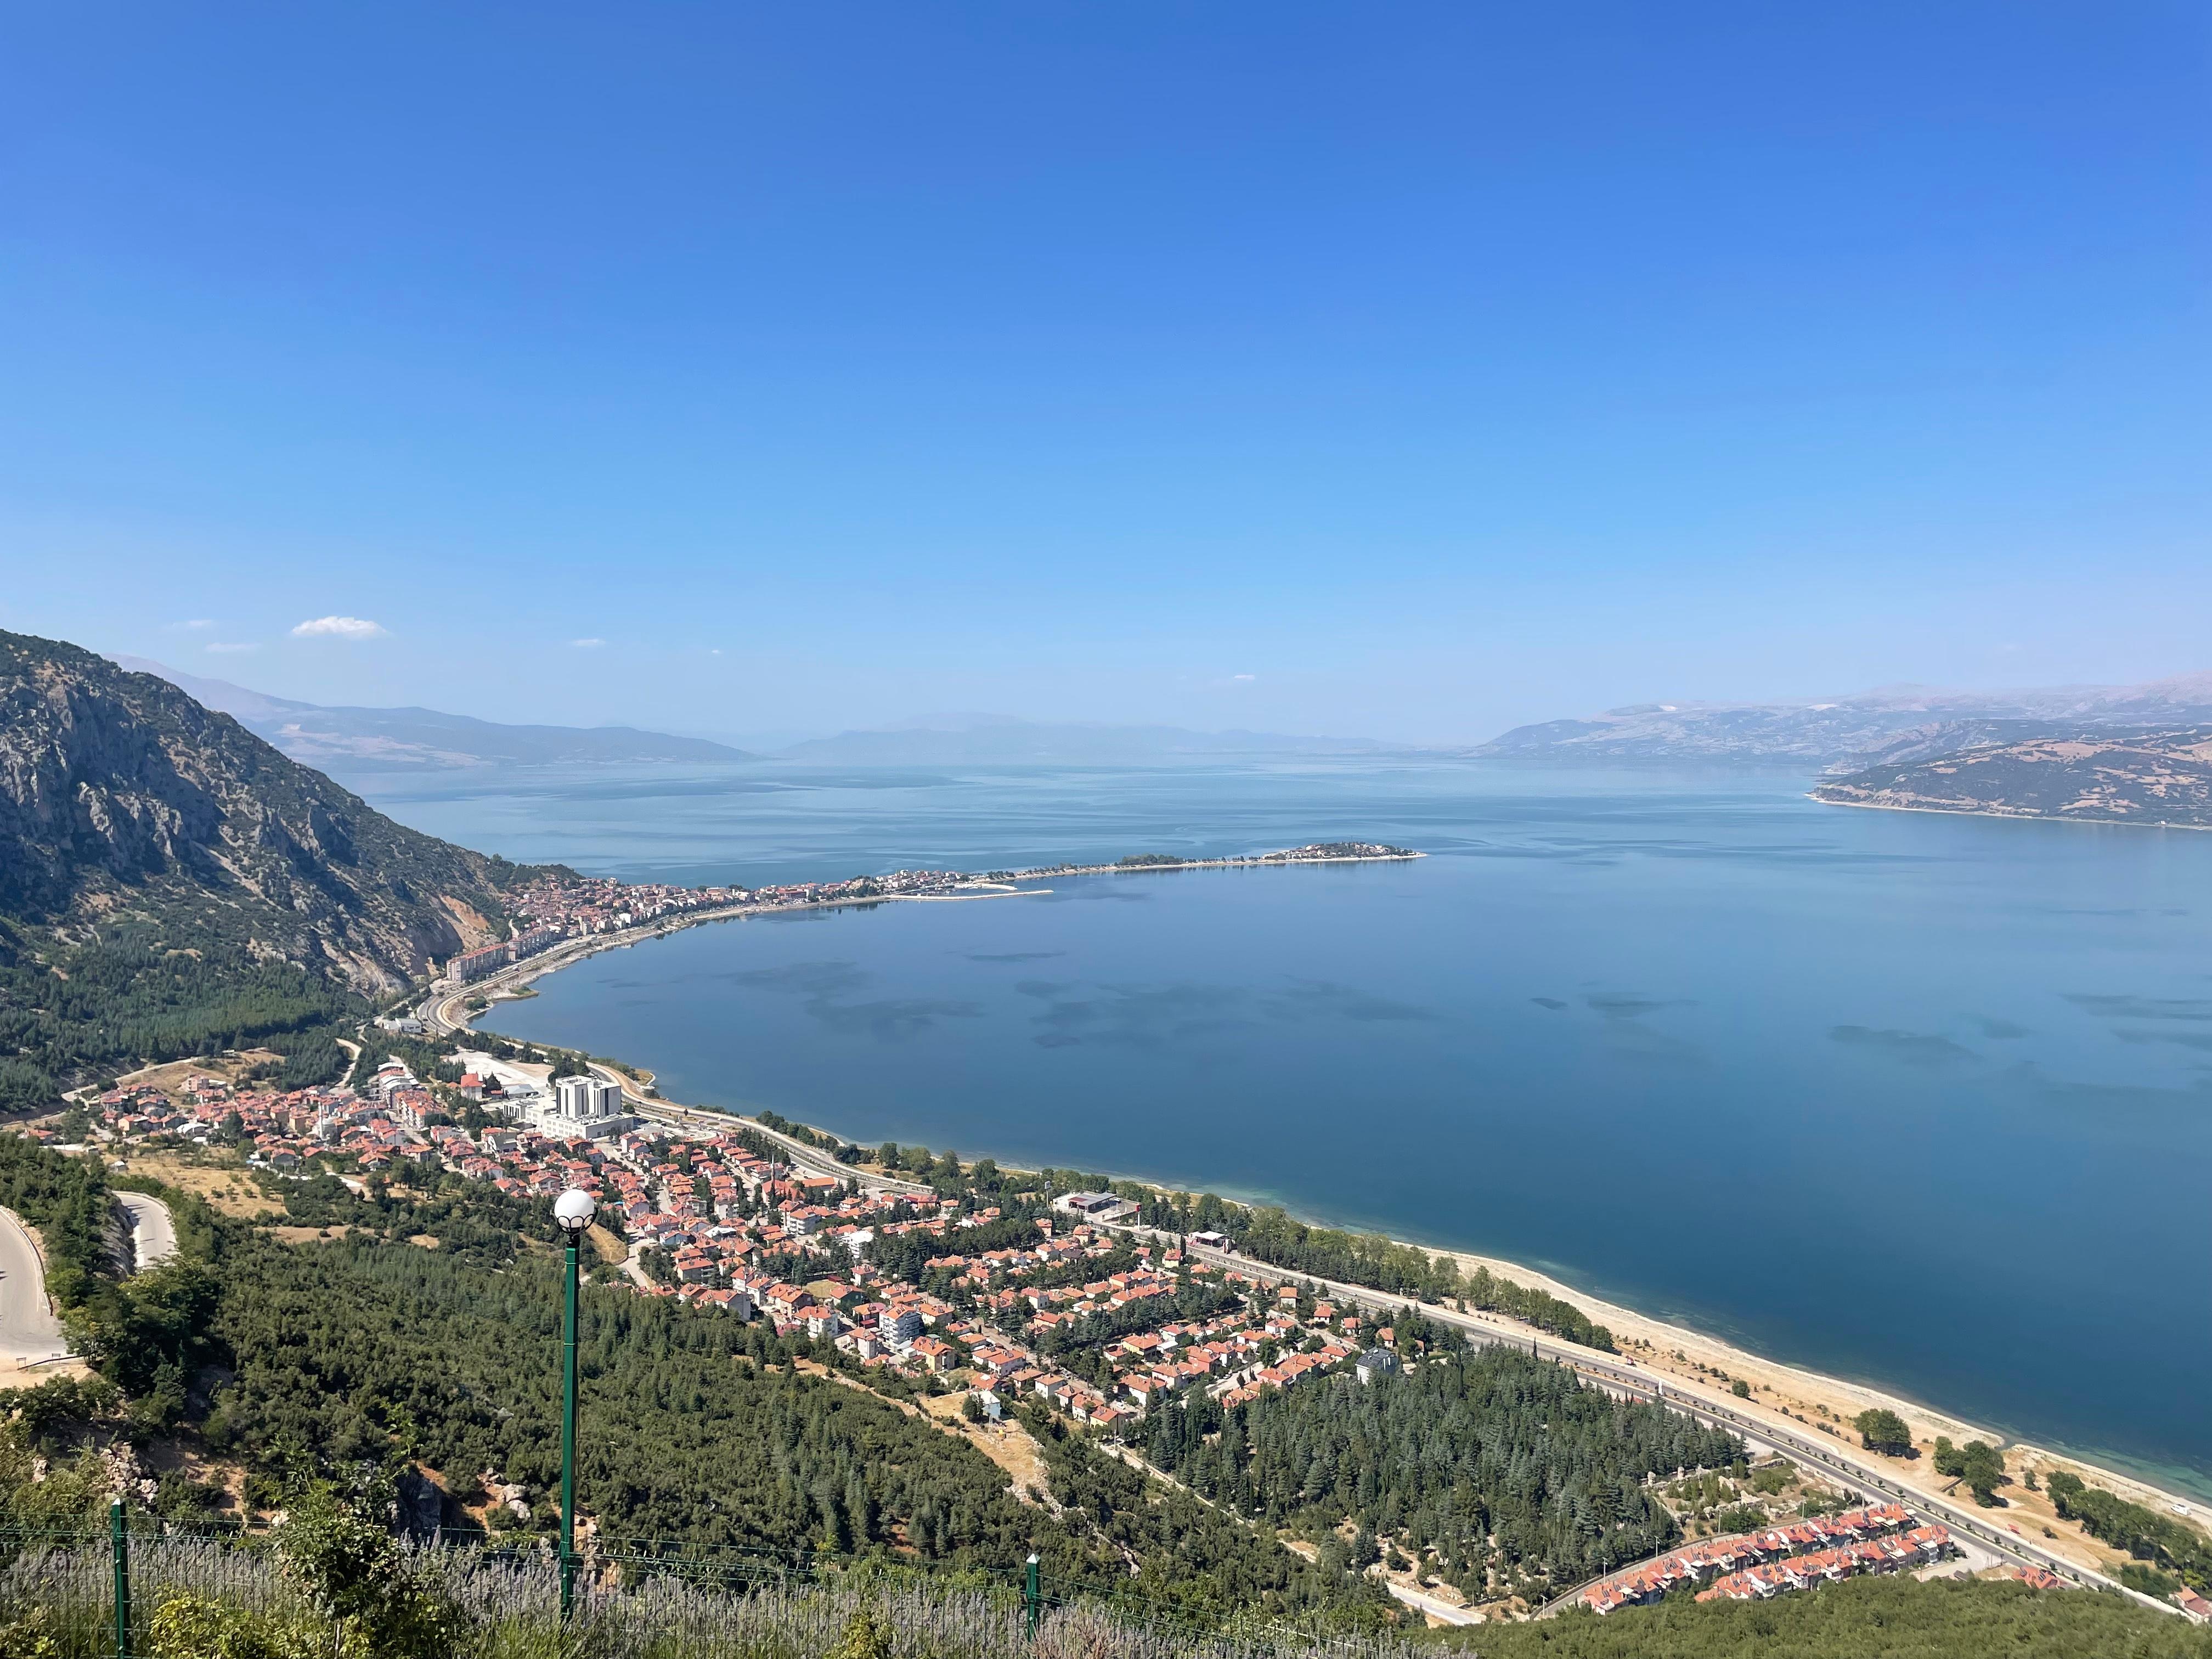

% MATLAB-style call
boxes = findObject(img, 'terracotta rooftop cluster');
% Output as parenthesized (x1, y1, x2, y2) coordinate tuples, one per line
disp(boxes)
(1577, 1504, 1940, 1614)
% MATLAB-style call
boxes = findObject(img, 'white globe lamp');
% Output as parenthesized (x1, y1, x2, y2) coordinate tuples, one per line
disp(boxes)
(555, 1188, 597, 1234)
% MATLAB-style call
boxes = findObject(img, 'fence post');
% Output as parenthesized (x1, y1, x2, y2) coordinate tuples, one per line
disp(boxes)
(110, 1498, 132, 1659)
(1024, 1552, 1040, 1641)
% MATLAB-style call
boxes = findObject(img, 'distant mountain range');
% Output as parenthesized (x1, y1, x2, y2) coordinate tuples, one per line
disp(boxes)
(1472, 675, 2212, 768)
(108, 666, 1398, 769)
(112, 658, 755, 770)
(776, 713, 1398, 765)
(1814, 726, 2212, 828)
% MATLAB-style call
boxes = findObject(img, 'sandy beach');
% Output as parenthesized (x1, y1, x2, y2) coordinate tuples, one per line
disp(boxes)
(438, 862, 2212, 1587)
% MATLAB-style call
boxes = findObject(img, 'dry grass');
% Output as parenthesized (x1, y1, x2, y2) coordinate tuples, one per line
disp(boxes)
(920, 1393, 1056, 1505)
(105, 1147, 276, 1220)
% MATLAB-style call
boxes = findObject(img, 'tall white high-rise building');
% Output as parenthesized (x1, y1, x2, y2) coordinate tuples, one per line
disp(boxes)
(554, 1074, 623, 1122)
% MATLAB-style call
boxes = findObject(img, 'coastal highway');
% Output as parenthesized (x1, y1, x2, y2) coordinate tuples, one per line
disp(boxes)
(0, 1206, 71, 1365)
(1105, 1223, 2175, 1616)
(586, 1063, 938, 1201)
(116, 1192, 178, 1271)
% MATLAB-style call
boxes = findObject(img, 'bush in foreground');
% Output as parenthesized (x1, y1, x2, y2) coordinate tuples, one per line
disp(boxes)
(7, 1538, 2210, 1659)
(0, 1537, 1406, 1659)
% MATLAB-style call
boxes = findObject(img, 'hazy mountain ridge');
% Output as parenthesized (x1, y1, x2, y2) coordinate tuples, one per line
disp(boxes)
(1812, 726, 2212, 828)
(778, 714, 1398, 765)
(1475, 675, 2212, 766)
(8, 634, 545, 991)
(112, 657, 754, 770)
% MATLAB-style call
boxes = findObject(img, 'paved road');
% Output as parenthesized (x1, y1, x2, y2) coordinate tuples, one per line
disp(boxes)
(1383, 1580, 1481, 1627)
(588, 1063, 937, 1200)
(0, 1207, 71, 1364)
(1106, 1224, 2175, 1617)
(420, 957, 934, 1200)
(116, 1192, 178, 1271)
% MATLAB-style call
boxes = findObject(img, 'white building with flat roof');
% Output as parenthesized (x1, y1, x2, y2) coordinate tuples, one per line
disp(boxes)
(538, 1074, 633, 1139)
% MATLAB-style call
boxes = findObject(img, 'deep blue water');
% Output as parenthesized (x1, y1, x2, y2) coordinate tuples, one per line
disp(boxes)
(356, 760, 2212, 1496)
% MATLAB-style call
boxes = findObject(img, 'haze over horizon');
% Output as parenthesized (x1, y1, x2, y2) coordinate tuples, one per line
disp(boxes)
(92, 652, 2212, 757)
(4, 4, 2206, 744)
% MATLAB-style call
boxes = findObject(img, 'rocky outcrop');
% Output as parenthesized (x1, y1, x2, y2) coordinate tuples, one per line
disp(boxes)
(0, 631, 534, 991)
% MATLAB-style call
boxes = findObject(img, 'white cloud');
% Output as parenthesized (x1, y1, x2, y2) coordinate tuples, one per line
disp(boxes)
(167, 618, 217, 631)
(569, 637, 605, 648)
(1232, 673, 1256, 681)
(291, 615, 387, 640)
(205, 641, 260, 654)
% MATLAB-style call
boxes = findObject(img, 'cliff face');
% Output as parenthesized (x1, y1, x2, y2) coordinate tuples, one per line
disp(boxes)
(0, 631, 522, 991)
(1811, 727, 2212, 828)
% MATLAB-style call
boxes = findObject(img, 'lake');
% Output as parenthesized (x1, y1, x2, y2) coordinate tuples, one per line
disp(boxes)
(354, 758, 2212, 1497)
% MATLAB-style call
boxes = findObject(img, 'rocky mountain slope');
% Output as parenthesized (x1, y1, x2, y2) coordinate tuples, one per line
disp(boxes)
(2, 631, 543, 992)
(1812, 727, 2212, 827)
(1475, 675, 2212, 766)
(112, 657, 754, 771)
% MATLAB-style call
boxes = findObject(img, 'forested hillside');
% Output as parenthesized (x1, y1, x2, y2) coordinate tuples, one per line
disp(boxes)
(0, 1137, 1381, 1630)
(1142, 1325, 1736, 1598)
(0, 629, 561, 1106)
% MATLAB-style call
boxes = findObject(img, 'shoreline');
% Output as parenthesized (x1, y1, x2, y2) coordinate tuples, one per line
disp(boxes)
(1810, 793, 2212, 832)
(440, 865, 2212, 1558)
(1017, 850, 1425, 877)
(421, 848, 1421, 1031)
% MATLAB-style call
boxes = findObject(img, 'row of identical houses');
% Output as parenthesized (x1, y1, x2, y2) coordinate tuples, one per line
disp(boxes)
(1578, 1503, 1944, 1613)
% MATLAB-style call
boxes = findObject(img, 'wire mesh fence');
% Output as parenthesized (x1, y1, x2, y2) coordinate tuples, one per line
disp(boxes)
(0, 1514, 1424, 1659)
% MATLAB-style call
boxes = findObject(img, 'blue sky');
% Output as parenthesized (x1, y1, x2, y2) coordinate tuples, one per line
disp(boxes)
(2, 3, 2205, 743)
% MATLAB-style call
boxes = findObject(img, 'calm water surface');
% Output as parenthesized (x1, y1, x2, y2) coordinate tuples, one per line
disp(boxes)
(357, 760, 2212, 1496)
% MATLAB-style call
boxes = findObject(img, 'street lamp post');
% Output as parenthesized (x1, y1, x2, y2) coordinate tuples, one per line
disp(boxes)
(553, 1187, 597, 1620)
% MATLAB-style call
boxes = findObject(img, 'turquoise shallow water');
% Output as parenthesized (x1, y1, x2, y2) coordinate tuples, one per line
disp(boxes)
(357, 759, 2212, 1496)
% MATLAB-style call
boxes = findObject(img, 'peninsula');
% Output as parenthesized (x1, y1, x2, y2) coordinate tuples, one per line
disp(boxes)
(1812, 727, 2212, 829)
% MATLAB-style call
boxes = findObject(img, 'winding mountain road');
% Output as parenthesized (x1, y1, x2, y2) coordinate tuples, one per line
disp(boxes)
(116, 1191, 178, 1271)
(0, 1207, 71, 1365)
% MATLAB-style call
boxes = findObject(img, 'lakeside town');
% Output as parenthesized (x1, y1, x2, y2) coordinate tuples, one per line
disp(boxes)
(36, 1039, 2207, 1628)
(442, 845, 1420, 986)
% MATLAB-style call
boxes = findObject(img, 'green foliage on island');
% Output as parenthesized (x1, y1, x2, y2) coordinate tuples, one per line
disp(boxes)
(1139, 1322, 1739, 1597)
(1429, 1573, 2212, 1658)
(2047, 1470, 2211, 1591)
(1116, 854, 1188, 867)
